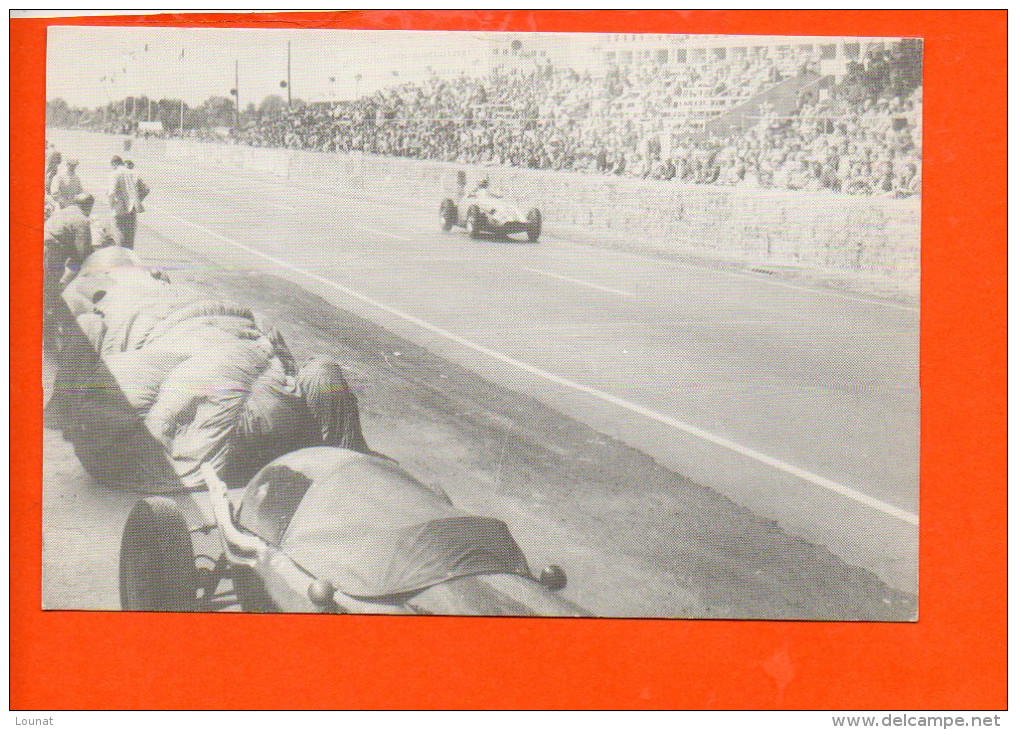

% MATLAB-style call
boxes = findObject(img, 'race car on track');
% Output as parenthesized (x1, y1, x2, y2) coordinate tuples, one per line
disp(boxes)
(440, 189, 542, 242)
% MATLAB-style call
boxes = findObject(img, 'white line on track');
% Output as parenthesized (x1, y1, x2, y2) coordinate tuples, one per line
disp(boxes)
(157, 155, 919, 314)
(716, 268, 920, 313)
(266, 201, 297, 211)
(544, 235, 920, 314)
(357, 225, 413, 242)
(522, 268, 633, 297)
(148, 203, 919, 527)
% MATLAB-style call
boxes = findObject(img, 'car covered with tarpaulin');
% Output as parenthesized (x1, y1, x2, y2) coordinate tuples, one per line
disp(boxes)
(47, 246, 366, 493)
(119, 446, 585, 615)
(48, 247, 585, 616)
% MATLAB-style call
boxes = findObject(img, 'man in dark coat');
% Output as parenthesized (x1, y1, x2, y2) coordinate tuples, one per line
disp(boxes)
(44, 193, 95, 292)
(106, 156, 148, 248)
(43, 193, 95, 339)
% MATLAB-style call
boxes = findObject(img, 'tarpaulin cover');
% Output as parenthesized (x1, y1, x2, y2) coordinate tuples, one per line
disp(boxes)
(51, 248, 367, 492)
(237, 447, 531, 598)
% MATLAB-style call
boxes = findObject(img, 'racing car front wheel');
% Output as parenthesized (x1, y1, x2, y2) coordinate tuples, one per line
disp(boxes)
(526, 209, 542, 242)
(440, 198, 457, 232)
(119, 497, 198, 612)
(465, 205, 484, 239)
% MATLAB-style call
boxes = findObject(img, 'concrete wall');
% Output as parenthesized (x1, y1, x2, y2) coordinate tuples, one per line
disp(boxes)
(48, 130, 921, 286)
(163, 138, 920, 284)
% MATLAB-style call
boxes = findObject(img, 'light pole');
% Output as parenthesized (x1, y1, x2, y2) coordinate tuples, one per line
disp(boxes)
(99, 75, 113, 126)
(178, 48, 186, 134)
(280, 41, 292, 107)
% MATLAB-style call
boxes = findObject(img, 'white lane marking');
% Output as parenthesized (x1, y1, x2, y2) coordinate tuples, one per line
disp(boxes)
(357, 225, 413, 242)
(727, 270, 920, 313)
(163, 185, 410, 243)
(545, 235, 920, 314)
(160, 154, 424, 214)
(158, 154, 919, 314)
(522, 267, 633, 297)
(148, 203, 919, 527)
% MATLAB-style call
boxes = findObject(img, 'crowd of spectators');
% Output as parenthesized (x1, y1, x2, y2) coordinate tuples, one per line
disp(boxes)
(684, 92, 922, 196)
(228, 51, 920, 198)
(65, 47, 923, 198)
(234, 58, 797, 170)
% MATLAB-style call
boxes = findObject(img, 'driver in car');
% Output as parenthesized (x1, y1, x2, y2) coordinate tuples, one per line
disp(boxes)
(470, 177, 494, 198)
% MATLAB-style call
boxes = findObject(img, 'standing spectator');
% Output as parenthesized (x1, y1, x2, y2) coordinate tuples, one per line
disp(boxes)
(43, 193, 94, 295)
(50, 158, 84, 208)
(124, 159, 151, 207)
(43, 191, 95, 346)
(107, 156, 148, 249)
(45, 150, 62, 193)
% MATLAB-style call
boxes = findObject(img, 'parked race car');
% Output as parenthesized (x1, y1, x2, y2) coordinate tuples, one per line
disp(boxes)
(50, 248, 585, 617)
(440, 191, 542, 242)
(119, 447, 588, 616)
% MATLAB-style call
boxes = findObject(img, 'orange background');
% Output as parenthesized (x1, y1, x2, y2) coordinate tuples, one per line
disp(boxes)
(10, 11, 1007, 710)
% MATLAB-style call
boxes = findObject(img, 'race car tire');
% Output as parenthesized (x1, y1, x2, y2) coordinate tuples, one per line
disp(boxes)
(440, 199, 458, 231)
(526, 208, 542, 242)
(465, 205, 484, 239)
(119, 497, 198, 612)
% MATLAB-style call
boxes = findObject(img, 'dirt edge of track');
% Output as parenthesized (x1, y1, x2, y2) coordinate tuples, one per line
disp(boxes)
(136, 261, 914, 621)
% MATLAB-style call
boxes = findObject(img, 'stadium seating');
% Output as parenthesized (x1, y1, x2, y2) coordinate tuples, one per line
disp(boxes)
(65, 50, 923, 198)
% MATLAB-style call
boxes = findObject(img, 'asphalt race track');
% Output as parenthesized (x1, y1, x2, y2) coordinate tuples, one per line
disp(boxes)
(47, 130, 920, 597)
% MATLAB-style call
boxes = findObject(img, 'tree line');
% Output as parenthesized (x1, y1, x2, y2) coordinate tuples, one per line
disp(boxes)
(46, 93, 308, 132)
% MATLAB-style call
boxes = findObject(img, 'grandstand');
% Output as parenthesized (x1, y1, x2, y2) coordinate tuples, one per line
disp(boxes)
(49, 33, 922, 198)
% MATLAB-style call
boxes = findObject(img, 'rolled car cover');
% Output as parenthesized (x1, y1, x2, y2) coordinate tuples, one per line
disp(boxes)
(54, 249, 368, 491)
(238, 447, 531, 598)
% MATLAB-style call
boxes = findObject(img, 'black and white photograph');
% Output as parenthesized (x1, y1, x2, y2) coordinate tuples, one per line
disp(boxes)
(42, 26, 922, 620)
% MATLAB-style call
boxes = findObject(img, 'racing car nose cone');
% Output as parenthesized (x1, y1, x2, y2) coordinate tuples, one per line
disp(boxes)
(539, 565, 567, 592)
